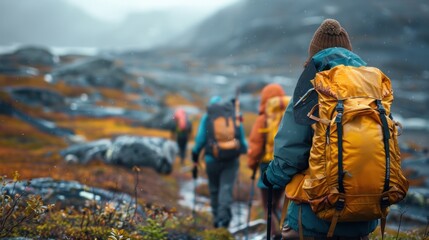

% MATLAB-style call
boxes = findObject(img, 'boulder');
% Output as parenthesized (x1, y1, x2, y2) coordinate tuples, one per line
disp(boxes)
(0, 46, 58, 67)
(0, 64, 39, 76)
(7, 86, 66, 109)
(107, 136, 178, 174)
(3, 177, 144, 215)
(60, 136, 178, 174)
(61, 139, 112, 164)
(48, 57, 135, 89)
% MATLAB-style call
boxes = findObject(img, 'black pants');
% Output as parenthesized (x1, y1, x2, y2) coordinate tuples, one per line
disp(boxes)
(205, 158, 239, 227)
(177, 137, 188, 164)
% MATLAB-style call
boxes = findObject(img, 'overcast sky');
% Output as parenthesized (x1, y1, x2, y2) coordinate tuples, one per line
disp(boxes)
(66, 0, 240, 22)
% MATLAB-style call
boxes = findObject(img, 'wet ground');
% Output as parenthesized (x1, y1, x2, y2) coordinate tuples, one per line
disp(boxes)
(177, 166, 267, 239)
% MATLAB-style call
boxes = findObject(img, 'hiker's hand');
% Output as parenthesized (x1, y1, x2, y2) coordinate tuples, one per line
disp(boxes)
(246, 149, 257, 171)
(192, 165, 198, 179)
(251, 168, 257, 180)
(262, 171, 273, 188)
(247, 161, 258, 172)
(238, 114, 243, 123)
(192, 152, 199, 163)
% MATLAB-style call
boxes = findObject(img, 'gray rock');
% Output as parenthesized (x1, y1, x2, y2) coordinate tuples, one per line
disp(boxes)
(3, 177, 144, 216)
(142, 109, 175, 130)
(0, 64, 39, 76)
(61, 138, 112, 164)
(48, 57, 135, 89)
(107, 136, 178, 174)
(0, 46, 58, 67)
(7, 86, 66, 109)
(0, 99, 75, 138)
(60, 136, 178, 174)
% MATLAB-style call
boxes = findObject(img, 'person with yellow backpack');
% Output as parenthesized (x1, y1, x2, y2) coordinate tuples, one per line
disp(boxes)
(262, 19, 409, 239)
(247, 83, 290, 238)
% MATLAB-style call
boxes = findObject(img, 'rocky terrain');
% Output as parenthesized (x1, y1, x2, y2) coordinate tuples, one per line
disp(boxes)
(0, 0, 428, 238)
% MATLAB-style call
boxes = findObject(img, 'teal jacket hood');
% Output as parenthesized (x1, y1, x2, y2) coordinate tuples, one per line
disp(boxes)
(312, 47, 367, 71)
(209, 96, 222, 105)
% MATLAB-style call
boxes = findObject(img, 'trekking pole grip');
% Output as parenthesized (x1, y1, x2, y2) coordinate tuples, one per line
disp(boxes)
(192, 165, 198, 179)
(251, 168, 257, 180)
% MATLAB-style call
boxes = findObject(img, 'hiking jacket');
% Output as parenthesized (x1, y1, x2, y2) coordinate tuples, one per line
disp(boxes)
(265, 47, 378, 237)
(192, 96, 248, 163)
(247, 84, 286, 189)
(247, 84, 285, 170)
(172, 119, 192, 141)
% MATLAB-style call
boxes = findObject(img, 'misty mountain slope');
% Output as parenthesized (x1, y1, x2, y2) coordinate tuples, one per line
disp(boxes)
(179, 0, 429, 77)
(0, 0, 108, 47)
(0, 0, 208, 49)
(98, 9, 210, 49)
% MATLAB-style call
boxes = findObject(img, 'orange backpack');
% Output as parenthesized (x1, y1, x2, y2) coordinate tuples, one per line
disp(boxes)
(206, 101, 241, 160)
(284, 65, 409, 237)
(260, 96, 290, 163)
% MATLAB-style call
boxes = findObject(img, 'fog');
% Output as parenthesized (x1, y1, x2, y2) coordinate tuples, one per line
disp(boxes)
(0, 0, 238, 50)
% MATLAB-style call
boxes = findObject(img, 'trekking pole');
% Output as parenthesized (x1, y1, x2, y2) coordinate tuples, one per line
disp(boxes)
(245, 168, 257, 240)
(192, 163, 198, 226)
(267, 184, 273, 240)
(234, 87, 241, 126)
(236, 173, 242, 228)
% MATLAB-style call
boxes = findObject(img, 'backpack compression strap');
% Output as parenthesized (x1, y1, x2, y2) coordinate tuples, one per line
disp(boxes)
(376, 99, 391, 240)
(327, 100, 345, 238)
(206, 114, 217, 155)
(328, 100, 392, 239)
(376, 100, 391, 194)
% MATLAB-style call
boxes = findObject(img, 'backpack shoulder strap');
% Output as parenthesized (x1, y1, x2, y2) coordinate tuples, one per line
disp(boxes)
(293, 59, 318, 125)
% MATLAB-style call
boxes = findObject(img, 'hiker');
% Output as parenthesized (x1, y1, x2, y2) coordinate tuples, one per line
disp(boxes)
(262, 19, 408, 239)
(192, 96, 248, 228)
(247, 83, 289, 238)
(171, 108, 192, 165)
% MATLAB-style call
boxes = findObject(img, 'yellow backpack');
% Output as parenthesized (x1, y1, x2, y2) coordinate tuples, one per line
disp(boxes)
(260, 96, 290, 163)
(285, 65, 409, 237)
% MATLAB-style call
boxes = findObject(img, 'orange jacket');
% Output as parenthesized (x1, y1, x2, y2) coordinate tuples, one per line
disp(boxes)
(247, 83, 285, 170)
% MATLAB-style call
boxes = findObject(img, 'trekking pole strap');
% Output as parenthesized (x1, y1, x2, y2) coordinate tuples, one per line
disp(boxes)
(380, 216, 387, 240)
(279, 198, 289, 231)
(327, 209, 341, 238)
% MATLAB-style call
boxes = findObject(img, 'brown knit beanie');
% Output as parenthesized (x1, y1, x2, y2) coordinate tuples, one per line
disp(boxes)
(307, 19, 352, 63)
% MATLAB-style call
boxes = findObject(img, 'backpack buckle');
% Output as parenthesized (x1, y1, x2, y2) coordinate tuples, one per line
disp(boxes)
(335, 197, 345, 211)
(376, 100, 386, 114)
(335, 100, 344, 113)
(380, 196, 390, 208)
(335, 112, 343, 123)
